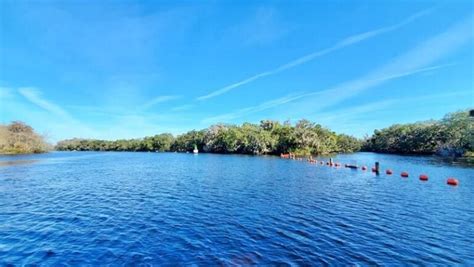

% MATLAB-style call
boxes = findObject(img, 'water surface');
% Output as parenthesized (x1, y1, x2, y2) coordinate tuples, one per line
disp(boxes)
(1, 152, 473, 265)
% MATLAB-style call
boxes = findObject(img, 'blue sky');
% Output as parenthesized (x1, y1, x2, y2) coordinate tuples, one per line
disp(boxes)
(0, 1, 473, 142)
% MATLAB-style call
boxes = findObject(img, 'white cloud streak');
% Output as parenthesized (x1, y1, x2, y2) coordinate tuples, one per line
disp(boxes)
(18, 87, 72, 120)
(314, 89, 473, 137)
(202, 93, 306, 124)
(17, 87, 98, 141)
(142, 95, 180, 110)
(197, 8, 434, 101)
(315, 89, 472, 123)
(171, 104, 195, 112)
(201, 64, 453, 124)
(292, 15, 474, 113)
(201, 11, 473, 124)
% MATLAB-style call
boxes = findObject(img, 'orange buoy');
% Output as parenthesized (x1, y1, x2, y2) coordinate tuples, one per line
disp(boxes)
(401, 172, 409, 178)
(447, 178, 459, 186)
(361, 166, 367, 171)
(386, 169, 393, 175)
(419, 174, 428, 181)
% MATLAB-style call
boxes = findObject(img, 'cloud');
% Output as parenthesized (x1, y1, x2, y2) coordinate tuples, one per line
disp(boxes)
(142, 95, 180, 110)
(16, 87, 98, 141)
(321, 90, 473, 122)
(18, 87, 72, 120)
(201, 93, 306, 124)
(203, 63, 455, 124)
(295, 15, 473, 113)
(197, 8, 433, 101)
(300, 63, 457, 102)
(171, 104, 195, 112)
(313, 89, 473, 137)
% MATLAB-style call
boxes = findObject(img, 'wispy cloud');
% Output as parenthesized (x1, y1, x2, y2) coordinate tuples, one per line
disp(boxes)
(197, 12, 472, 125)
(142, 95, 180, 110)
(301, 63, 457, 100)
(202, 93, 306, 124)
(275, 15, 473, 119)
(314, 89, 473, 137)
(201, 63, 453, 124)
(18, 87, 72, 120)
(315, 90, 471, 124)
(197, 8, 433, 101)
(16, 87, 98, 141)
(171, 104, 195, 112)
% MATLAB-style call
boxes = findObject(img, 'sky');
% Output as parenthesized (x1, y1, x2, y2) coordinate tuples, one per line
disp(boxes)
(0, 0, 473, 142)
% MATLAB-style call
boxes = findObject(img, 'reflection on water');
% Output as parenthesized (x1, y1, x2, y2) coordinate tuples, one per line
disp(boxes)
(0, 151, 473, 265)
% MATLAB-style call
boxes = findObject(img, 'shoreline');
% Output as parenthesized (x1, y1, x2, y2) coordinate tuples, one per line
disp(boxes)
(4, 149, 472, 160)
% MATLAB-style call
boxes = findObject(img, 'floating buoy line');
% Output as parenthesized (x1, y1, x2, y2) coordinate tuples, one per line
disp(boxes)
(280, 153, 460, 187)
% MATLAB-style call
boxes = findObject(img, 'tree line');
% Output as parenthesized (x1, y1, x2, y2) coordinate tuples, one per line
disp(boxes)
(0, 121, 51, 154)
(55, 119, 362, 155)
(362, 110, 473, 157)
(56, 110, 472, 157)
(4, 110, 471, 157)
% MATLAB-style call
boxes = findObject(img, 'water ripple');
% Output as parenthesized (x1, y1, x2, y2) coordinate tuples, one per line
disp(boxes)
(0, 152, 473, 265)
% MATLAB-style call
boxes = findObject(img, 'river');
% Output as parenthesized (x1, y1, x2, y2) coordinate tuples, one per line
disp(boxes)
(1, 152, 473, 265)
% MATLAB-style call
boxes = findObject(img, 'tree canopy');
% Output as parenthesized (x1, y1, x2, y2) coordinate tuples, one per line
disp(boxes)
(53, 110, 473, 158)
(0, 121, 50, 154)
(56, 119, 362, 156)
(362, 110, 473, 157)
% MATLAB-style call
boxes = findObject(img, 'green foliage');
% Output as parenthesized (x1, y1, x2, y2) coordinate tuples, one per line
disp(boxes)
(336, 134, 362, 153)
(52, 110, 474, 157)
(363, 110, 473, 156)
(56, 135, 174, 152)
(54, 110, 472, 157)
(0, 121, 50, 154)
(171, 130, 205, 152)
(55, 119, 362, 155)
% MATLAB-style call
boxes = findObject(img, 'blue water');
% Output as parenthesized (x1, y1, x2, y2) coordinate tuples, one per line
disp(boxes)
(1, 152, 473, 265)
